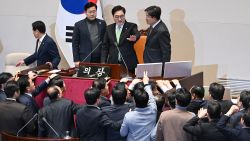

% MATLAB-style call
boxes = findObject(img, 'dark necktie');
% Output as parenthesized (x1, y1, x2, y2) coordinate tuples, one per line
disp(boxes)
(35, 39, 39, 52)
(148, 26, 153, 36)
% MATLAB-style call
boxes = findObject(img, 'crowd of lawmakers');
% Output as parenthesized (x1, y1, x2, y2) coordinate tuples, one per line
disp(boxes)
(0, 70, 250, 141)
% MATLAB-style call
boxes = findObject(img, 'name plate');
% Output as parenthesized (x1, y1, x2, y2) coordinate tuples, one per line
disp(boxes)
(77, 65, 111, 78)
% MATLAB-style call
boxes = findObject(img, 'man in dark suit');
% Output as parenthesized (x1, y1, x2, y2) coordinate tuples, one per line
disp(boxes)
(217, 105, 250, 141)
(209, 82, 233, 114)
(143, 6, 171, 63)
(38, 85, 81, 138)
(72, 2, 106, 67)
(17, 73, 56, 114)
(183, 101, 227, 141)
(16, 21, 61, 69)
(102, 82, 131, 141)
(0, 80, 35, 136)
(101, 5, 140, 74)
(76, 87, 121, 141)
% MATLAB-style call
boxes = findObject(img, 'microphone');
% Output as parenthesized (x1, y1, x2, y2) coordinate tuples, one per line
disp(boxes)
(42, 117, 60, 138)
(114, 42, 133, 80)
(17, 113, 38, 137)
(81, 41, 103, 62)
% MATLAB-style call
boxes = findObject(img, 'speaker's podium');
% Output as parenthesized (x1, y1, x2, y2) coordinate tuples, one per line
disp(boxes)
(1, 132, 79, 141)
(78, 62, 129, 79)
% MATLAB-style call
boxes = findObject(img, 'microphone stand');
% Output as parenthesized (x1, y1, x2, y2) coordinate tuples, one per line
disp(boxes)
(42, 117, 60, 138)
(114, 42, 132, 80)
(81, 41, 103, 62)
(17, 113, 38, 137)
(75, 41, 103, 73)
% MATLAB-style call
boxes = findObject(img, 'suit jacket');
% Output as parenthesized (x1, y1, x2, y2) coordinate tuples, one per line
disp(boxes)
(187, 99, 208, 115)
(215, 100, 233, 114)
(18, 94, 39, 115)
(229, 109, 246, 129)
(98, 95, 111, 108)
(156, 108, 194, 141)
(217, 114, 250, 141)
(101, 22, 140, 71)
(143, 21, 171, 63)
(76, 105, 121, 141)
(76, 105, 106, 141)
(72, 18, 106, 62)
(0, 90, 6, 102)
(38, 98, 81, 138)
(102, 104, 131, 141)
(24, 34, 61, 69)
(0, 99, 35, 136)
(183, 116, 227, 141)
(17, 80, 48, 114)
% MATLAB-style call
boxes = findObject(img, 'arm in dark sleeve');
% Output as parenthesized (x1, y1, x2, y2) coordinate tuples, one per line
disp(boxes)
(131, 24, 141, 42)
(24, 53, 36, 66)
(217, 114, 240, 138)
(158, 30, 171, 62)
(72, 23, 81, 62)
(99, 112, 122, 131)
(48, 41, 61, 69)
(183, 116, 202, 136)
(32, 80, 48, 97)
(101, 30, 110, 63)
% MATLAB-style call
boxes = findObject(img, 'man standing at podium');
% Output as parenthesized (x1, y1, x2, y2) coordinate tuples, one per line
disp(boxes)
(16, 21, 61, 69)
(72, 2, 106, 67)
(143, 6, 171, 63)
(101, 5, 140, 74)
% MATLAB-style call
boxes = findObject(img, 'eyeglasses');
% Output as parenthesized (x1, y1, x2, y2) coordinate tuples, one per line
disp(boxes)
(114, 15, 125, 19)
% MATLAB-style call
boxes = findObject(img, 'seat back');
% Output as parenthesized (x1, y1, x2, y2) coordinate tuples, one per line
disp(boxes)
(4, 52, 33, 75)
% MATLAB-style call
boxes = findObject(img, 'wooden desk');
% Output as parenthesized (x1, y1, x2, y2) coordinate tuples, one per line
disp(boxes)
(1, 132, 79, 141)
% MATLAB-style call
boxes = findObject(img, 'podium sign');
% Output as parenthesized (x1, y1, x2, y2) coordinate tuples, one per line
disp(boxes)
(77, 65, 111, 78)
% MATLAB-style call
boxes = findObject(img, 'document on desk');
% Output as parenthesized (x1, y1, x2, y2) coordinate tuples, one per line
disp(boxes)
(47, 69, 61, 74)
(135, 63, 162, 78)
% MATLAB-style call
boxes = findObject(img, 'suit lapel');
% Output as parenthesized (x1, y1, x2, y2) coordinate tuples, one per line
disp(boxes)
(83, 19, 91, 41)
(119, 22, 128, 45)
(97, 19, 102, 38)
(111, 24, 117, 43)
(146, 21, 162, 44)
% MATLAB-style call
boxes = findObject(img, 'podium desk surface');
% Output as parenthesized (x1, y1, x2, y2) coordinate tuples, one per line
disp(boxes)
(34, 76, 118, 108)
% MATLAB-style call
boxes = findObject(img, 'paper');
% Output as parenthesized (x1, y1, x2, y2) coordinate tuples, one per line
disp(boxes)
(48, 69, 61, 74)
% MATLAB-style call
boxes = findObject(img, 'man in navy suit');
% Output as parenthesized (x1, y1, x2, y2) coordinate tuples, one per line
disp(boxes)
(217, 105, 250, 141)
(101, 5, 140, 74)
(16, 21, 61, 69)
(102, 82, 131, 141)
(72, 2, 106, 67)
(143, 6, 171, 63)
